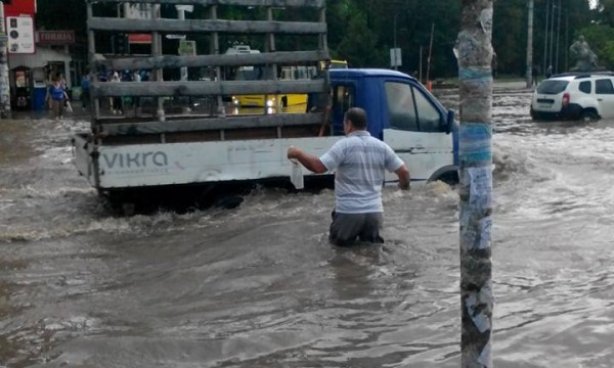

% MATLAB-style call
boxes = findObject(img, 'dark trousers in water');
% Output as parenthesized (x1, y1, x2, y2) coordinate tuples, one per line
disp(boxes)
(329, 211, 384, 246)
(81, 90, 90, 108)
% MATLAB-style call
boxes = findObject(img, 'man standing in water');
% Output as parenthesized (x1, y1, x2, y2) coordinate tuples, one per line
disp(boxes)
(287, 107, 410, 246)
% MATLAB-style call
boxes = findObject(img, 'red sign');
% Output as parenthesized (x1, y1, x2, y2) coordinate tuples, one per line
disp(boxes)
(128, 33, 152, 44)
(3, 0, 37, 17)
(37, 30, 75, 45)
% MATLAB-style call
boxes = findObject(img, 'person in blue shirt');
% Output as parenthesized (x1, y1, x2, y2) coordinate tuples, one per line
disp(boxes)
(46, 75, 69, 120)
(80, 72, 91, 109)
(287, 107, 410, 246)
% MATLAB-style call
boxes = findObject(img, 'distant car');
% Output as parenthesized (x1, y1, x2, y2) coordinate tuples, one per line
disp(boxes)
(530, 72, 614, 121)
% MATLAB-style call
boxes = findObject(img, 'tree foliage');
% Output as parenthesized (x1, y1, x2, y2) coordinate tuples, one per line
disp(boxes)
(36, 0, 87, 35)
(578, 0, 614, 69)
(577, 24, 614, 69)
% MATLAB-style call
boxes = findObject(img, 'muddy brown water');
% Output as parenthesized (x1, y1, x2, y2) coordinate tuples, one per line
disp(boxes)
(2, 90, 614, 367)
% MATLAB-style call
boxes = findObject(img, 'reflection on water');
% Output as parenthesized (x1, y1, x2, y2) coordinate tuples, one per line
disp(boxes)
(2, 91, 614, 367)
(0, 120, 36, 165)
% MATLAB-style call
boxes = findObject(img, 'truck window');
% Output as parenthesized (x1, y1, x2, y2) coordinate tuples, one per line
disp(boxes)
(332, 84, 355, 112)
(413, 88, 443, 132)
(331, 84, 356, 135)
(385, 82, 418, 131)
(385, 82, 443, 132)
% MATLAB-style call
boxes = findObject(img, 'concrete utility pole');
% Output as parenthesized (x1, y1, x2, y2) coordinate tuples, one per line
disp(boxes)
(0, 2, 11, 119)
(555, 0, 562, 73)
(543, 0, 550, 76)
(526, 0, 534, 88)
(454, 0, 494, 366)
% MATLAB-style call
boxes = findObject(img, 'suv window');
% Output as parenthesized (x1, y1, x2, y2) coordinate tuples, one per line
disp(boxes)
(537, 80, 569, 94)
(595, 79, 614, 94)
(579, 81, 591, 94)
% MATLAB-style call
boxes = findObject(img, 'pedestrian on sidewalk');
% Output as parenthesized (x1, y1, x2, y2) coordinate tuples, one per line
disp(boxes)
(545, 65, 553, 79)
(110, 71, 123, 115)
(46, 74, 69, 121)
(80, 71, 91, 109)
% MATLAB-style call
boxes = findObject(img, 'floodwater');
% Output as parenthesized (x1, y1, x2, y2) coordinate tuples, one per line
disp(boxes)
(1, 87, 614, 368)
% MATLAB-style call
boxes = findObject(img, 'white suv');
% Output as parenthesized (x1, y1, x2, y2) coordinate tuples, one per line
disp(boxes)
(530, 73, 614, 121)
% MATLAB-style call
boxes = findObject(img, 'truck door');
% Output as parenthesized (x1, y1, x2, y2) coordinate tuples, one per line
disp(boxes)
(382, 81, 455, 184)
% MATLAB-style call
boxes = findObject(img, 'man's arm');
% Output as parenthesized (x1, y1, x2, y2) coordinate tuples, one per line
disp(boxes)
(287, 146, 328, 174)
(395, 164, 410, 190)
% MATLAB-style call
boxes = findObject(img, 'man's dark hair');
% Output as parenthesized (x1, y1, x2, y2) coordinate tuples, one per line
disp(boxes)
(345, 107, 367, 129)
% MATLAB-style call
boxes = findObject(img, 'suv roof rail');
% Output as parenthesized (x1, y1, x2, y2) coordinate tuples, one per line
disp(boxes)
(551, 71, 614, 79)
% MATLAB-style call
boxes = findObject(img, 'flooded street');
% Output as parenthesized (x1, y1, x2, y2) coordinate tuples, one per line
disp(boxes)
(2, 87, 614, 367)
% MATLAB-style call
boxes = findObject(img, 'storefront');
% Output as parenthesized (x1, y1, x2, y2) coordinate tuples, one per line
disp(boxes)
(3, 0, 37, 110)
(8, 46, 71, 110)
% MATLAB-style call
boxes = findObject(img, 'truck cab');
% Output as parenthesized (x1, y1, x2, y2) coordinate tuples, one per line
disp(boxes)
(326, 69, 458, 185)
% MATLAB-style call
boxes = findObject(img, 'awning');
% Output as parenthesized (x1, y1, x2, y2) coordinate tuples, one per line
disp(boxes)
(8, 47, 71, 69)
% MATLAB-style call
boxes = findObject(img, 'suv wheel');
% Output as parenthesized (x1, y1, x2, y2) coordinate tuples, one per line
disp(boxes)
(580, 110, 599, 122)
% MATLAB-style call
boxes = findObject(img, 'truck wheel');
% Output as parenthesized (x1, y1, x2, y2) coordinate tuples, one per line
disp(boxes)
(121, 202, 136, 216)
(580, 110, 599, 122)
(434, 171, 459, 185)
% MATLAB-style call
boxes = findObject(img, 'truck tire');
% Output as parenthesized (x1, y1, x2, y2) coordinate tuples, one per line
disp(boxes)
(433, 171, 459, 185)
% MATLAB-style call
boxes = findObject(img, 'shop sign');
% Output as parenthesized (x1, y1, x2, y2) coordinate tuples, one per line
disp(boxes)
(3, 0, 37, 17)
(128, 33, 152, 44)
(37, 30, 75, 45)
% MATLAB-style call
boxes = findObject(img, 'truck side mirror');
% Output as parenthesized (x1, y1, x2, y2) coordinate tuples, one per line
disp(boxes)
(444, 110, 455, 134)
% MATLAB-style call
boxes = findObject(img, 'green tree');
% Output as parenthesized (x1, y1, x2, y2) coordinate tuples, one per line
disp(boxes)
(576, 24, 614, 69)
(334, 3, 383, 67)
(493, 0, 526, 75)
(37, 0, 87, 35)
(596, 0, 614, 26)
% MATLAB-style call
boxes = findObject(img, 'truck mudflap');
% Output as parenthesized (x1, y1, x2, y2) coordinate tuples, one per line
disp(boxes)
(80, 137, 340, 190)
(72, 134, 98, 188)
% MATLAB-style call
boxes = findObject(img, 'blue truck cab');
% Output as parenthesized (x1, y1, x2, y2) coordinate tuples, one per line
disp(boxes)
(326, 68, 459, 185)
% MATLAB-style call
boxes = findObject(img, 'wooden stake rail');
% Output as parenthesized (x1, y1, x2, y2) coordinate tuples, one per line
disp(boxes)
(97, 112, 324, 136)
(89, 18, 326, 34)
(94, 50, 329, 71)
(86, 0, 330, 140)
(86, 0, 325, 7)
(91, 79, 327, 98)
